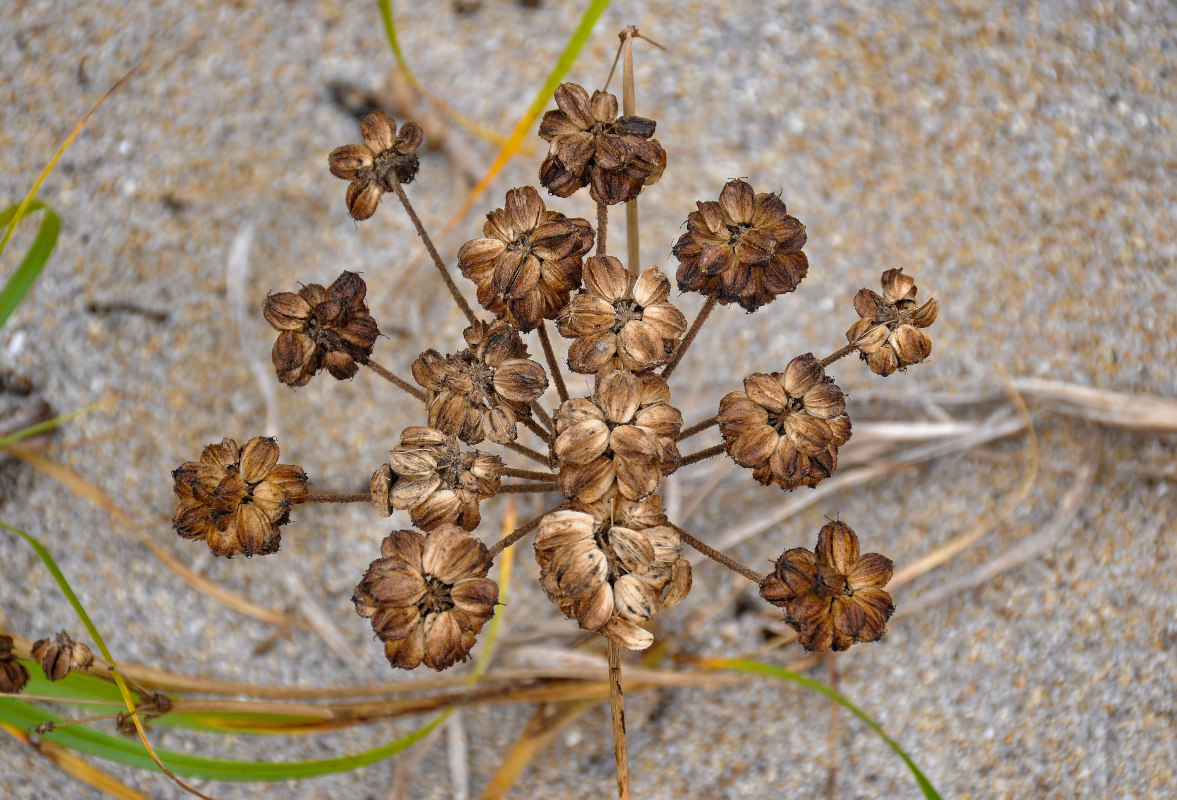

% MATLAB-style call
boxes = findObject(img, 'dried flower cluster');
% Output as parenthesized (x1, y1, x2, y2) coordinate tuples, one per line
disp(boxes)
(0, 635, 28, 694)
(760, 522, 895, 651)
(31, 631, 94, 681)
(165, 66, 937, 675)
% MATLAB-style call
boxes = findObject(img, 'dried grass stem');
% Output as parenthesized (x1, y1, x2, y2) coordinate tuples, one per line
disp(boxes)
(661, 296, 717, 380)
(537, 322, 569, 404)
(390, 180, 477, 325)
(673, 525, 764, 584)
(366, 360, 426, 402)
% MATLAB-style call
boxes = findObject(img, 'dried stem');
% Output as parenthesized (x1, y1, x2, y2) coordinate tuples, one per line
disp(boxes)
(499, 482, 558, 495)
(502, 440, 551, 467)
(486, 501, 563, 559)
(661, 295, 717, 380)
(608, 639, 632, 800)
(529, 401, 554, 434)
(679, 442, 726, 467)
(819, 341, 859, 368)
(304, 491, 370, 504)
(537, 322, 569, 404)
(502, 466, 556, 482)
(597, 202, 608, 256)
(366, 360, 426, 402)
(521, 415, 553, 445)
(673, 525, 764, 584)
(621, 27, 640, 281)
(824, 652, 841, 800)
(390, 180, 477, 326)
(676, 415, 717, 442)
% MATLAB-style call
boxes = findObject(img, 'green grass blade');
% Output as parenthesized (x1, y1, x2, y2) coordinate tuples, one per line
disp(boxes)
(0, 201, 61, 330)
(0, 400, 107, 448)
(715, 659, 941, 799)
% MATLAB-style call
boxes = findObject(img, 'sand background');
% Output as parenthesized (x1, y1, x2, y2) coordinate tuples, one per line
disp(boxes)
(2, 0, 1176, 797)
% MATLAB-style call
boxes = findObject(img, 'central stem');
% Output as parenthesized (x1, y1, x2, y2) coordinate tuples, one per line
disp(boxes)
(622, 27, 640, 280)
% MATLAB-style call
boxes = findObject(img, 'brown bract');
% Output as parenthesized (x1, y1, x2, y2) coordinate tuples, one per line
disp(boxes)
(0, 635, 29, 693)
(534, 495, 691, 651)
(553, 370, 681, 503)
(353, 526, 498, 671)
(673, 179, 808, 312)
(556, 256, 687, 374)
(370, 426, 503, 531)
(412, 320, 548, 446)
(457, 186, 594, 331)
(538, 82, 666, 206)
(718, 354, 850, 491)
(327, 111, 423, 220)
(760, 521, 894, 652)
(31, 631, 94, 681)
(171, 436, 308, 557)
(264, 270, 380, 387)
(846, 268, 939, 376)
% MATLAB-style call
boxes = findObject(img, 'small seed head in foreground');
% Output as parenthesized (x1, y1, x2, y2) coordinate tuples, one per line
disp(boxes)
(31, 631, 94, 682)
(328, 111, 423, 220)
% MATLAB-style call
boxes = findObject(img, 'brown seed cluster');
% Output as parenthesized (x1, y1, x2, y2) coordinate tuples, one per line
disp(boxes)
(0, 635, 29, 694)
(718, 355, 850, 490)
(457, 186, 594, 332)
(370, 426, 502, 531)
(412, 319, 548, 445)
(553, 370, 681, 503)
(264, 271, 380, 387)
(673, 179, 808, 312)
(172, 437, 308, 557)
(557, 256, 687, 375)
(847, 268, 939, 376)
(31, 631, 94, 681)
(535, 496, 690, 651)
(760, 521, 894, 652)
(354, 526, 498, 671)
(328, 111, 423, 220)
(538, 83, 666, 205)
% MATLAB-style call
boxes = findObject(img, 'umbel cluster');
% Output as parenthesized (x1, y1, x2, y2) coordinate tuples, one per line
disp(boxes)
(162, 80, 938, 671)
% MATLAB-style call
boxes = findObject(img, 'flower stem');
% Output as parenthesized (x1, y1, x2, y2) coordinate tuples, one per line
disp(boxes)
(502, 466, 556, 481)
(678, 442, 726, 467)
(676, 415, 717, 442)
(390, 180, 477, 325)
(537, 322, 569, 404)
(819, 342, 859, 368)
(304, 491, 370, 504)
(530, 401, 554, 434)
(597, 202, 608, 257)
(365, 360, 426, 402)
(499, 482, 559, 494)
(502, 440, 551, 467)
(661, 295, 717, 380)
(486, 501, 563, 559)
(673, 525, 765, 584)
(621, 26, 640, 284)
(608, 638, 632, 800)
(521, 415, 553, 445)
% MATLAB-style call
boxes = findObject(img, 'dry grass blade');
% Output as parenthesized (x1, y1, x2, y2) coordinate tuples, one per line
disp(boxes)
(476, 703, 591, 800)
(1, 722, 153, 800)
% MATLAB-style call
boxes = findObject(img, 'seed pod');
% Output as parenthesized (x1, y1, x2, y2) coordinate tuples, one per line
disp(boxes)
(846, 268, 939, 375)
(31, 632, 94, 682)
(327, 111, 423, 220)
(0, 635, 29, 694)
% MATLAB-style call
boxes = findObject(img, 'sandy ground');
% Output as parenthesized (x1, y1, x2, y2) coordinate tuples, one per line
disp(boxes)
(2, 0, 1176, 798)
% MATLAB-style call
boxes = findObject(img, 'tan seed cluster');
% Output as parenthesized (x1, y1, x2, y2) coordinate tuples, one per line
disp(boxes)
(535, 496, 690, 651)
(328, 111, 424, 220)
(370, 426, 503, 531)
(0, 635, 29, 694)
(31, 632, 94, 682)
(718, 354, 850, 491)
(673, 179, 808, 312)
(538, 82, 666, 206)
(847, 268, 939, 376)
(760, 521, 894, 652)
(172, 437, 308, 557)
(557, 256, 687, 375)
(264, 271, 379, 387)
(457, 186, 594, 332)
(412, 319, 548, 446)
(354, 526, 498, 671)
(553, 370, 682, 503)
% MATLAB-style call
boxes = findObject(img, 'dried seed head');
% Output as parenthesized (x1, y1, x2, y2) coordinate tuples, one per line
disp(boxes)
(457, 186, 594, 331)
(327, 111, 423, 220)
(31, 632, 94, 681)
(538, 82, 666, 205)
(171, 436, 308, 557)
(534, 495, 690, 650)
(264, 271, 380, 387)
(673, 179, 808, 312)
(0, 635, 29, 694)
(412, 319, 548, 446)
(718, 354, 851, 491)
(556, 256, 687, 374)
(373, 426, 503, 531)
(846, 268, 939, 376)
(353, 526, 498, 671)
(553, 370, 682, 503)
(760, 521, 894, 651)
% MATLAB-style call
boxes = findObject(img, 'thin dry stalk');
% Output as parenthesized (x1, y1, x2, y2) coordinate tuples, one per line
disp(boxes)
(499, 482, 558, 495)
(501, 466, 556, 482)
(608, 640, 631, 800)
(390, 180, 477, 325)
(304, 491, 369, 504)
(487, 502, 564, 559)
(366, 360, 426, 402)
(621, 28, 641, 278)
(661, 295, 717, 380)
(536, 322, 569, 404)
(679, 442, 726, 467)
(502, 440, 552, 467)
(673, 525, 764, 584)
(676, 415, 717, 442)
